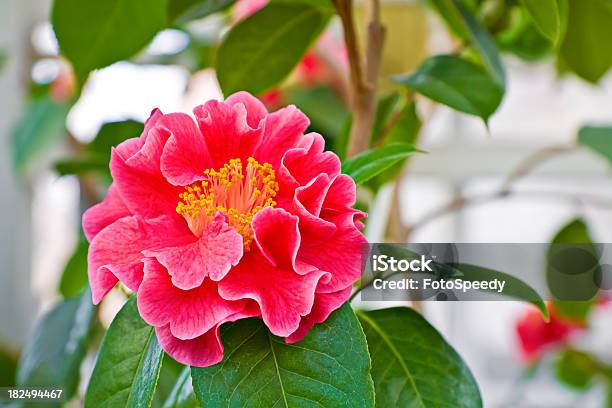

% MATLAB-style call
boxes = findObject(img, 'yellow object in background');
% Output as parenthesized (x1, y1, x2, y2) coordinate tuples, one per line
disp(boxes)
(355, 0, 429, 92)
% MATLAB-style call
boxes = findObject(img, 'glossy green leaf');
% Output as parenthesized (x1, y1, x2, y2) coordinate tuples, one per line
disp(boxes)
(556, 349, 598, 389)
(342, 143, 420, 185)
(452, 0, 505, 86)
(215, 3, 331, 95)
(17, 289, 95, 406)
(578, 126, 612, 165)
(393, 55, 503, 122)
(357, 307, 482, 408)
(11, 96, 71, 171)
(86, 297, 164, 408)
(454, 263, 549, 320)
(168, 0, 235, 25)
(547, 219, 599, 320)
(560, 0, 612, 83)
(520, 0, 568, 45)
(191, 303, 375, 408)
(162, 367, 197, 408)
(59, 238, 89, 298)
(52, 0, 167, 82)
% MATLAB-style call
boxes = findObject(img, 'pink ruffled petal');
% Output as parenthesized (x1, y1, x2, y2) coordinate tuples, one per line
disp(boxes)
(321, 174, 359, 215)
(88, 214, 194, 304)
(285, 174, 336, 242)
(286, 286, 352, 343)
(160, 113, 213, 186)
(194, 99, 263, 169)
(255, 105, 309, 167)
(144, 213, 244, 290)
(225, 91, 268, 128)
(297, 214, 367, 293)
(156, 325, 224, 367)
(110, 147, 183, 219)
(218, 251, 330, 337)
(279, 133, 340, 189)
(138, 259, 249, 340)
(124, 109, 168, 174)
(82, 184, 130, 242)
(88, 216, 147, 303)
(155, 303, 260, 367)
(252, 207, 299, 269)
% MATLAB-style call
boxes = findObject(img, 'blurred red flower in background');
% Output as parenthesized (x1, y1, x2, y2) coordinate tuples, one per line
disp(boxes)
(515, 304, 584, 362)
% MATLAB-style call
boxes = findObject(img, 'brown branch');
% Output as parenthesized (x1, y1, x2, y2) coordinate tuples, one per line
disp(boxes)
(500, 144, 574, 192)
(334, 0, 386, 157)
(404, 144, 586, 238)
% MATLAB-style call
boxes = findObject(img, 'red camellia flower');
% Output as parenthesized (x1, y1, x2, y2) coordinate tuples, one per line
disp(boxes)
(83, 92, 366, 367)
(515, 304, 583, 362)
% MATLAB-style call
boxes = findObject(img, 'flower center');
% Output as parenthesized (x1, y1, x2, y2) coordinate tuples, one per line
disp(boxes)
(176, 157, 278, 250)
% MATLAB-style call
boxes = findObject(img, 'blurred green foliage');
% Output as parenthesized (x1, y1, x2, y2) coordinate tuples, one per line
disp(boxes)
(215, 3, 331, 95)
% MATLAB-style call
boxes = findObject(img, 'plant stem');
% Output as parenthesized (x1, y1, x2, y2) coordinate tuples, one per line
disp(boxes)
(333, 0, 385, 157)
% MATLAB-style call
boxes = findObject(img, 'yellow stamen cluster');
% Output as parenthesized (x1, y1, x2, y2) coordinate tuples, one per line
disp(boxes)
(176, 157, 279, 250)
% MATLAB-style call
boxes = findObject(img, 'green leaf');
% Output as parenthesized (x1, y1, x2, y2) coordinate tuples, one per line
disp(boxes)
(560, 0, 612, 83)
(393, 55, 503, 122)
(0, 348, 18, 387)
(215, 3, 331, 95)
(368, 102, 422, 190)
(191, 303, 375, 408)
(370, 92, 402, 143)
(17, 289, 95, 405)
(428, 0, 470, 39)
(286, 86, 349, 143)
(357, 307, 482, 408)
(272, 0, 335, 12)
(52, 0, 167, 82)
(382, 102, 421, 146)
(334, 115, 352, 160)
(86, 297, 164, 408)
(0, 50, 7, 70)
(59, 238, 89, 298)
(342, 143, 420, 185)
(552, 301, 594, 323)
(578, 126, 612, 165)
(454, 263, 549, 320)
(167, 0, 235, 25)
(11, 96, 71, 171)
(55, 154, 110, 176)
(547, 219, 599, 320)
(89, 120, 144, 153)
(556, 349, 598, 389)
(452, 0, 506, 86)
(497, 7, 554, 61)
(520, 0, 568, 45)
(161, 367, 197, 408)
